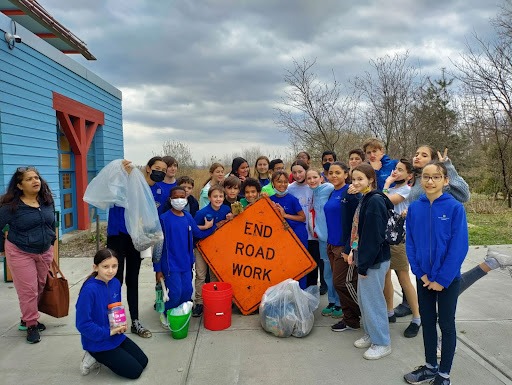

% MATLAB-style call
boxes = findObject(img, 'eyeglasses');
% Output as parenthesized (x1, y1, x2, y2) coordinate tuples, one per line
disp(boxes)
(17, 166, 36, 172)
(421, 175, 444, 182)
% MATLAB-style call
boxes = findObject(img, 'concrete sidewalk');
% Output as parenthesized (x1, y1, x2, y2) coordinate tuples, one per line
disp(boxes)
(1, 245, 511, 385)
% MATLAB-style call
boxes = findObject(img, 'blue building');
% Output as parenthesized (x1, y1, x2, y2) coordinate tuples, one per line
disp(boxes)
(0, 1, 123, 234)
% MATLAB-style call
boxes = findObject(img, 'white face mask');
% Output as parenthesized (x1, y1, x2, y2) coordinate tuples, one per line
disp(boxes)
(170, 198, 187, 211)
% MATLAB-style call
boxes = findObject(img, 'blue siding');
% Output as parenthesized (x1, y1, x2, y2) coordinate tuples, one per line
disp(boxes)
(0, 24, 123, 233)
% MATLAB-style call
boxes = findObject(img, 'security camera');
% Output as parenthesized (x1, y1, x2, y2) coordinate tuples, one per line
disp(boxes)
(5, 32, 21, 44)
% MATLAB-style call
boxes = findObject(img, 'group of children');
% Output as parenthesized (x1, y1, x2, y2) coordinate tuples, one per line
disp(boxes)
(74, 141, 512, 384)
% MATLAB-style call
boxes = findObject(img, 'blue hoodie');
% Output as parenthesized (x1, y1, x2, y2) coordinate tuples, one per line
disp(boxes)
(76, 277, 126, 353)
(406, 193, 468, 288)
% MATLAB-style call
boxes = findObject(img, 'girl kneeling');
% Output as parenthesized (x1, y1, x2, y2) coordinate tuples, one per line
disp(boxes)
(76, 248, 148, 379)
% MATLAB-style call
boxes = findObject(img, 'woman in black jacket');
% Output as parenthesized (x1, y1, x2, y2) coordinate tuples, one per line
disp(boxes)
(0, 167, 56, 344)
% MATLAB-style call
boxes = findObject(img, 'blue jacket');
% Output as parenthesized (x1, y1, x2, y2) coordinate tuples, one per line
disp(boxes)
(406, 193, 468, 288)
(76, 277, 126, 353)
(376, 155, 398, 191)
(0, 202, 56, 253)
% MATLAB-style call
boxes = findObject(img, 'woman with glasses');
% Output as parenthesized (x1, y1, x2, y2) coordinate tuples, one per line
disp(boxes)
(0, 167, 56, 344)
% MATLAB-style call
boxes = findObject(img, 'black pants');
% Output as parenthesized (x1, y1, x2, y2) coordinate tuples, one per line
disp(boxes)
(107, 233, 141, 320)
(306, 240, 321, 287)
(90, 337, 148, 379)
(417, 278, 460, 374)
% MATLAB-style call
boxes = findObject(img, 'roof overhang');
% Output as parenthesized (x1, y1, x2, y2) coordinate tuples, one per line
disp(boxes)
(0, 0, 95, 60)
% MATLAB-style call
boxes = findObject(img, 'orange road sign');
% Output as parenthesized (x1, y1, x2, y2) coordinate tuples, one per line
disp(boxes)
(196, 196, 316, 315)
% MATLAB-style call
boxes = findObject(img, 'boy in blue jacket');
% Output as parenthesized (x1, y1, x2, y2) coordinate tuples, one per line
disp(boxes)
(155, 187, 214, 322)
(362, 138, 398, 191)
(404, 161, 468, 385)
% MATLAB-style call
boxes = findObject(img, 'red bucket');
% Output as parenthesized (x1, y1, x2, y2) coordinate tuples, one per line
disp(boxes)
(203, 282, 232, 331)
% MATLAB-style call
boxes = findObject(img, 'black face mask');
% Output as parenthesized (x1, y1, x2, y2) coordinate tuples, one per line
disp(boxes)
(394, 179, 406, 185)
(323, 162, 331, 172)
(150, 170, 165, 182)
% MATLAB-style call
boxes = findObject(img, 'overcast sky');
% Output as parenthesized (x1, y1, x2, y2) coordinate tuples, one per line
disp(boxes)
(42, 0, 500, 166)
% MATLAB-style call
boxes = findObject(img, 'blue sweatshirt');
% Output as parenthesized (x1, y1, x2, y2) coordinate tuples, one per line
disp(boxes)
(270, 193, 308, 247)
(107, 205, 128, 236)
(155, 210, 214, 274)
(76, 277, 125, 353)
(151, 183, 169, 215)
(406, 193, 468, 288)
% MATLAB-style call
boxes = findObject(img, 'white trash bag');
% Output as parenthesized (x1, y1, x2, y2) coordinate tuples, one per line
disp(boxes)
(83, 159, 163, 252)
(259, 279, 320, 338)
(124, 167, 164, 251)
(83, 159, 128, 210)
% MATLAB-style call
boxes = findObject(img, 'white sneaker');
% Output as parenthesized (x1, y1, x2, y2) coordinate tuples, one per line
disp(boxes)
(363, 344, 391, 360)
(486, 249, 512, 269)
(354, 334, 372, 349)
(80, 351, 100, 375)
(160, 313, 169, 330)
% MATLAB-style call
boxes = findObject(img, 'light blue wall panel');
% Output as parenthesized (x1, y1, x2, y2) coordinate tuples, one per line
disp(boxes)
(0, 22, 123, 231)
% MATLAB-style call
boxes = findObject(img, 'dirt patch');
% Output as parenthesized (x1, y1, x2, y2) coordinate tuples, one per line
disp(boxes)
(59, 224, 107, 258)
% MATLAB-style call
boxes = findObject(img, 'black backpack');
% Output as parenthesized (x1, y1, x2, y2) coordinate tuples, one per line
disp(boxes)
(385, 209, 406, 245)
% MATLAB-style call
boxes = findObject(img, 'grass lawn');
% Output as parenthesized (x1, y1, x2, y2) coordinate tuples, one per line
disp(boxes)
(467, 212, 512, 245)
(465, 195, 512, 245)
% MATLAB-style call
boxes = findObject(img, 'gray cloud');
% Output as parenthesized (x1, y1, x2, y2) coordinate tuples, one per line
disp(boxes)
(42, 0, 499, 165)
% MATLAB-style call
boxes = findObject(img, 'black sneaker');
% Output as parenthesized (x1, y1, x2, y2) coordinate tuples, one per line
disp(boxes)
(388, 313, 396, 323)
(192, 304, 203, 317)
(19, 320, 46, 332)
(331, 320, 357, 332)
(430, 374, 451, 385)
(394, 303, 412, 317)
(404, 322, 421, 338)
(404, 365, 438, 384)
(26, 325, 41, 344)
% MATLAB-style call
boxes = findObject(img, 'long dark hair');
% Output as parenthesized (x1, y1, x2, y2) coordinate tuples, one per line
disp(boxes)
(0, 167, 54, 212)
(82, 248, 119, 284)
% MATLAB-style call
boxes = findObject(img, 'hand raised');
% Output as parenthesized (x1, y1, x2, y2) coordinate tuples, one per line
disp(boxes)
(437, 148, 448, 162)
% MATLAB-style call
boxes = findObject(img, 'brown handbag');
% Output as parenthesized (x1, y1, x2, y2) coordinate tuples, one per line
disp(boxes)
(38, 260, 70, 318)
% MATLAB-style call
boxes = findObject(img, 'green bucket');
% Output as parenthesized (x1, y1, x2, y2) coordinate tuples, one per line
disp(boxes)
(167, 310, 192, 339)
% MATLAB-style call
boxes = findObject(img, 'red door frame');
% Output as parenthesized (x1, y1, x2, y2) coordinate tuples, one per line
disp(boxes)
(52, 92, 105, 230)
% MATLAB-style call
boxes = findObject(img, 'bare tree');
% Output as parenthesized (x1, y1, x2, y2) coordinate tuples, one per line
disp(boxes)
(353, 52, 422, 157)
(453, 1, 512, 206)
(157, 140, 196, 171)
(275, 58, 358, 160)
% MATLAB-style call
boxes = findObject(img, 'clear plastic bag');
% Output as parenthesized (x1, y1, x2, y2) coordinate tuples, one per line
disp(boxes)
(259, 278, 320, 338)
(124, 167, 164, 251)
(83, 159, 129, 210)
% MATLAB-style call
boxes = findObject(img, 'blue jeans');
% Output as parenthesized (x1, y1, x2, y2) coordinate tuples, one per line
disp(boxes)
(358, 260, 390, 346)
(417, 278, 460, 374)
(320, 241, 340, 306)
